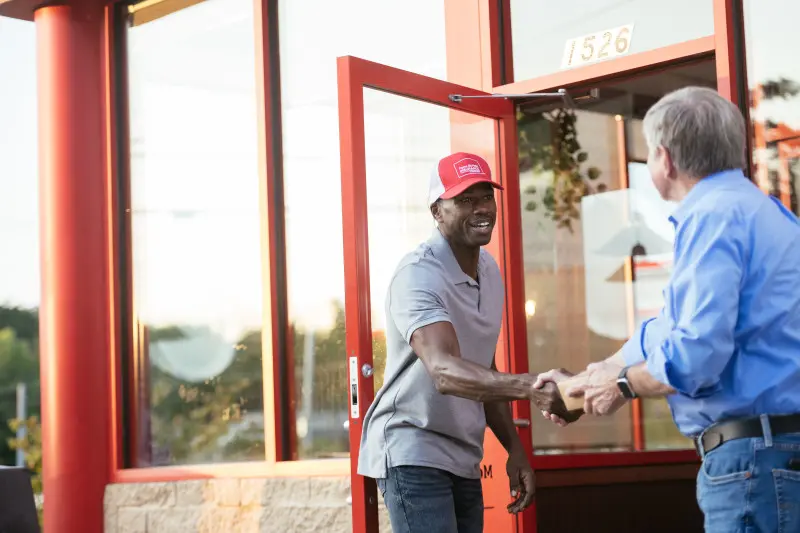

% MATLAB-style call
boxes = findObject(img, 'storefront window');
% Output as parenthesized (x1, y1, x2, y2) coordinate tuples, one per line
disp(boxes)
(744, 0, 800, 214)
(509, 0, 714, 82)
(0, 17, 42, 472)
(126, 0, 266, 466)
(278, 0, 447, 460)
(521, 62, 715, 453)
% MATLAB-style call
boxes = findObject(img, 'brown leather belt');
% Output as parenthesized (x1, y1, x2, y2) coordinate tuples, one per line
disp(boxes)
(695, 413, 800, 456)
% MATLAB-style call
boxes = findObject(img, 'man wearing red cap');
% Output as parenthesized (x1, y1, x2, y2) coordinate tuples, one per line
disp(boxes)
(357, 152, 573, 533)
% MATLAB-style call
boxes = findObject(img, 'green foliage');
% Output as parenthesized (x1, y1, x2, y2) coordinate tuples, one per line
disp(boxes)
(8, 415, 43, 526)
(0, 321, 40, 467)
(148, 326, 265, 464)
(517, 107, 604, 232)
(291, 302, 387, 458)
(6, 416, 41, 492)
(760, 77, 800, 100)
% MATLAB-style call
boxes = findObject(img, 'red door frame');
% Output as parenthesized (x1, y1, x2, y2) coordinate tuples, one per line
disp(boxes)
(337, 55, 530, 533)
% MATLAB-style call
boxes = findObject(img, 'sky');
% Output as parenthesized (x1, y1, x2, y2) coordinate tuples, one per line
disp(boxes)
(124, 0, 448, 344)
(0, 17, 38, 310)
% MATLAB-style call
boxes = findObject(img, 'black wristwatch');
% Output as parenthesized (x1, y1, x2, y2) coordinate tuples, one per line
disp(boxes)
(616, 366, 638, 399)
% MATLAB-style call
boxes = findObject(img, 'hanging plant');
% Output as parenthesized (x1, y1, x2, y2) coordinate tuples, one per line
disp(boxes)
(518, 107, 605, 232)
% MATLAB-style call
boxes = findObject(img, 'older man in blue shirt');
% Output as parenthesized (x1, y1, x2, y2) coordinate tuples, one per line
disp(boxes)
(537, 86, 800, 532)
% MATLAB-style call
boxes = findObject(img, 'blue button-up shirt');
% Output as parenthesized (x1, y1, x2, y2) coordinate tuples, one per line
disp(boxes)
(622, 169, 800, 436)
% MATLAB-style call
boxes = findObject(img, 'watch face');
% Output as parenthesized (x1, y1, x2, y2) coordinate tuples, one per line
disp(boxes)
(617, 378, 635, 399)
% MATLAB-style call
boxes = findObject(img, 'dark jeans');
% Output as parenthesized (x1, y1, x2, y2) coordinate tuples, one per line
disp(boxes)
(696, 425, 800, 532)
(376, 465, 484, 533)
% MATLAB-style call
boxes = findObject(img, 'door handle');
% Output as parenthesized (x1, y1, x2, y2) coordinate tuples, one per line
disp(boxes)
(513, 418, 531, 428)
(343, 420, 350, 431)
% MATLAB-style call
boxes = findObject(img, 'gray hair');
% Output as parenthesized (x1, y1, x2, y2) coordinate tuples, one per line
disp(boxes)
(642, 86, 746, 178)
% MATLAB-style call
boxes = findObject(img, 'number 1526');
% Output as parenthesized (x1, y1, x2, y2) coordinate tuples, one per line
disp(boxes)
(561, 24, 635, 69)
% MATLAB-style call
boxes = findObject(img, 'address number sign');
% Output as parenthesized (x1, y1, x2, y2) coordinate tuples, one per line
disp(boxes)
(561, 24, 635, 69)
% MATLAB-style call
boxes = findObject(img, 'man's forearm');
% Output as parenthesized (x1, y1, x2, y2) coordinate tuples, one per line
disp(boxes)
(485, 401, 524, 455)
(429, 356, 538, 402)
(628, 362, 676, 397)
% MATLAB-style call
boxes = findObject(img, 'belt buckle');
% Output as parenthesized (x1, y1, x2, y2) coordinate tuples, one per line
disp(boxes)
(693, 435, 703, 457)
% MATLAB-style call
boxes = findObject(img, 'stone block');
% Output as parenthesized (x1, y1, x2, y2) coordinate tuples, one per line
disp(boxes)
(147, 507, 201, 533)
(308, 476, 350, 505)
(174, 480, 211, 506)
(242, 477, 311, 507)
(118, 508, 148, 533)
(240, 479, 267, 507)
(210, 478, 241, 507)
(260, 506, 349, 533)
(104, 504, 118, 533)
(105, 482, 176, 508)
(196, 507, 244, 533)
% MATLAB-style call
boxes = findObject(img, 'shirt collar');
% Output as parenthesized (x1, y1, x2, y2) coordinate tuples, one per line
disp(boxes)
(668, 168, 748, 226)
(428, 227, 479, 286)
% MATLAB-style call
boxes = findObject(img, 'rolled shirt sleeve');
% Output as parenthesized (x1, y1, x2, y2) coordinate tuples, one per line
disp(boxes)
(622, 317, 657, 366)
(623, 210, 744, 398)
(389, 261, 452, 344)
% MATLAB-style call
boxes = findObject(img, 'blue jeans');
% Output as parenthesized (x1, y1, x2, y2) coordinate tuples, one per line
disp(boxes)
(696, 426, 800, 532)
(376, 466, 484, 533)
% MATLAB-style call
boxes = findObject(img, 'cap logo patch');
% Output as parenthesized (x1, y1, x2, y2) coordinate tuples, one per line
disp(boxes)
(453, 157, 485, 179)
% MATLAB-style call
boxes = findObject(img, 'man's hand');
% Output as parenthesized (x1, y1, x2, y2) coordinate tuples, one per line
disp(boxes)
(506, 448, 535, 514)
(567, 360, 627, 416)
(533, 368, 582, 427)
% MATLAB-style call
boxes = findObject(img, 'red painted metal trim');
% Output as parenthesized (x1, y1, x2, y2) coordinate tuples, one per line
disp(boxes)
(36, 3, 112, 532)
(103, 3, 124, 474)
(479, 0, 505, 90)
(493, 36, 715, 94)
(498, 113, 535, 533)
(337, 55, 516, 533)
(532, 449, 698, 470)
(713, 0, 754, 179)
(713, 0, 741, 103)
(444, 0, 511, 91)
(499, 0, 514, 84)
(337, 56, 379, 533)
(253, 0, 286, 464)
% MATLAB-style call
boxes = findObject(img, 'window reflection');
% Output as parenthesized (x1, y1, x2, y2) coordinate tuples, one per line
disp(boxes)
(278, 0, 447, 460)
(521, 63, 714, 453)
(509, 0, 714, 82)
(0, 16, 42, 491)
(126, 0, 266, 466)
(744, 0, 800, 214)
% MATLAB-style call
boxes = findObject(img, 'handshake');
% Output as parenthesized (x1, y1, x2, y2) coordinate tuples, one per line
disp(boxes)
(525, 359, 628, 426)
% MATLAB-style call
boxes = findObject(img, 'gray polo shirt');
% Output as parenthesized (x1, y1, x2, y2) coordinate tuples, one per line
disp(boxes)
(357, 227, 504, 480)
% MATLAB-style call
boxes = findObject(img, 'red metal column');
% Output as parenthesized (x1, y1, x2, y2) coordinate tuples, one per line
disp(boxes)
(35, 3, 112, 532)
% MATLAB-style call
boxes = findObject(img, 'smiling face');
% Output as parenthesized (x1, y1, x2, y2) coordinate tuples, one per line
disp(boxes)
(431, 182, 497, 247)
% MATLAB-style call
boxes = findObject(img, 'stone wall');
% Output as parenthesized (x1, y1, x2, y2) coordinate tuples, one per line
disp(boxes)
(104, 476, 391, 533)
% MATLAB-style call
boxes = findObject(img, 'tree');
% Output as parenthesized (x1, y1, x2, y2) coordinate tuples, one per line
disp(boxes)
(290, 301, 387, 458)
(147, 325, 265, 465)
(0, 320, 40, 466)
(518, 107, 604, 232)
(7, 415, 42, 525)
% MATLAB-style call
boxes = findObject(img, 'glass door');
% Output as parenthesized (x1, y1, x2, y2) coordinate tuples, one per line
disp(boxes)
(336, 56, 531, 533)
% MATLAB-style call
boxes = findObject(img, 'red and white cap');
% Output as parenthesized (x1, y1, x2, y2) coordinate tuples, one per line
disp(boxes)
(428, 152, 503, 206)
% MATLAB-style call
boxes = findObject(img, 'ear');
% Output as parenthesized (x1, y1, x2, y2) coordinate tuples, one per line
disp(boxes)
(658, 146, 678, 180)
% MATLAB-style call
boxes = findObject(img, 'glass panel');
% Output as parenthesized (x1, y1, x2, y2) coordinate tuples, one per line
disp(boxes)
(279, 0, 447, 460)
(744, 0, 800, 214)
(510, 1, 714, 81)
(520, 62, 715, 453)
(0, 18, 42, 494)
(127, 0, 266, 466)
(362, 89, 458, 393)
